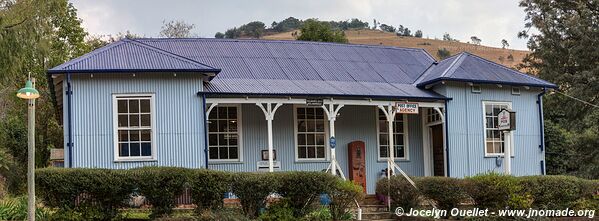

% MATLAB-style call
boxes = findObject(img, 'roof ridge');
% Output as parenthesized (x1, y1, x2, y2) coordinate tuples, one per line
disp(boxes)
(439, 52, 467, 78)
(126, 39, 219, 70)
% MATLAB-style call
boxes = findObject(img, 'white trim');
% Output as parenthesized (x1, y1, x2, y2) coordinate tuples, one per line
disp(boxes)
(471, 85, 482, 93)
(112, 93, 157, 162)
(375, 107, 409, 161)
(511, 87, 521, 95)
(206, 104, 243, 163)
(293, 105, 330, 162)
(422, 111, 432, 176)
(206, 97, 445, 108)
(482, 101, 514, 157)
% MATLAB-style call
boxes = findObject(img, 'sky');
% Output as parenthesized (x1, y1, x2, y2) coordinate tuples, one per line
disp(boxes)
(70, 0, 531, 50)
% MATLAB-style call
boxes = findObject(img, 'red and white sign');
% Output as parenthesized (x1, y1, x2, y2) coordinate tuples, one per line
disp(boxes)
(396, 102, 419, 114)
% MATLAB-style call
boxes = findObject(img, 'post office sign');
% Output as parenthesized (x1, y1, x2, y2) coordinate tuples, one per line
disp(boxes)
(396, 102, 419, 114)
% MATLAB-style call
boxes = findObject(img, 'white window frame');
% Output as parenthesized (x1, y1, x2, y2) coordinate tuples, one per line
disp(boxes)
(112, 93, 157, 162)
(376, 108, 410, 161)
(207, 104, 243, 163)
(482, 101, 514, 157)
(293, 105, 329, 162)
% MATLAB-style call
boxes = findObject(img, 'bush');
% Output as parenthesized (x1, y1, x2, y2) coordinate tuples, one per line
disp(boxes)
(190, 169, 231, 212)
(376, 176, 420, 210)
(328, 180, 363, 220)
(417, 176, 467, 211)
(231, 172, 279, 218)
(276, 171, 337, 217)
(520, 175, 595, 210)
(464, 173, 530, 210)
(259, 199, 296, 221)
(303, 206, 332, 221)
(132, 167, 189, 219)
(0, 196, 49, 220)
(196, 208, 250, 221)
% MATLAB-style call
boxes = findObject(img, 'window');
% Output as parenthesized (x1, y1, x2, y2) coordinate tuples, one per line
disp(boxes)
(471, 85, 482, 93)
(426, 108, 443, 124)
(295, 107, 327, 160)
(511, 87, 521, 95)
(483, 101, 512, 156)
(208, 105, 241, 161)
(377, 109, 408, 160)
(113, 94, 155, 161)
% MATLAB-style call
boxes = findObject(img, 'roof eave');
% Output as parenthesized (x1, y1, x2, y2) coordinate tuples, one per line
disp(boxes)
(417, 78, 558, 89)
(196, 91, 451, 101)
(47, 68, 221, 75)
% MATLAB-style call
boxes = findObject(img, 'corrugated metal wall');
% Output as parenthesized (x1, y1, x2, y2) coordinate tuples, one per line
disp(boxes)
(65, 73, 206, 168)
(209, 104, 424, 194)
(437, 83, 544, 177)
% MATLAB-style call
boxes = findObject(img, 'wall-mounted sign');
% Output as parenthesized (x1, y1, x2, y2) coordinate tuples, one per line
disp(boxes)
(257, 161, 281, 172)
(261, 150, 277, 161)
(306, 99, 324, 106)
(329, 136, 336, 149)
(497, 109, 516, 131)
(396, 102, 419, 114)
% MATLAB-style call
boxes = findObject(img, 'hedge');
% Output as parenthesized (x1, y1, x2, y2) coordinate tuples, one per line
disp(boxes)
(189, 169, 231, 211)
(376, 173, 599, 213)
(231, 172, 279, 218)
(131, 167, 189, 218)
(275, 171, 337, 217)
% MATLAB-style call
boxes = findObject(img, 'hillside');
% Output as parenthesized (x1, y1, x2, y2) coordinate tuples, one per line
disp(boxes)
(263, 29, 529, 68)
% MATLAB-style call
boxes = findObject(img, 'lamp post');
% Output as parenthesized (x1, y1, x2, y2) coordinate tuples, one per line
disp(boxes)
(16, 78, 40, 221)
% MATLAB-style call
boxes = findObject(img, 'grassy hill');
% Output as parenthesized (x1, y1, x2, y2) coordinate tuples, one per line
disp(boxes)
(263, 29, 529, 68)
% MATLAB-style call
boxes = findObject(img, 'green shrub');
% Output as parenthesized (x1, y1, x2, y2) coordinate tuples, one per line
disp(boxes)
(417, 176, 467, 211)
(520, 175, 596, 210)
(276, 171, 337, 217)
(376, 176, 420, 210)
(302, 206, 332, 221)
(0, 196, 50, 221)
(196, 208, 250, 221)
(190, 169, 231, 212)
(464, 173, 530, 210)
(231, 172, 279, 218)
(36, 168, 81, 209)
(259, 198, 296, 221)
(132, 167, 190, 219)
(328, 180, 363, 220)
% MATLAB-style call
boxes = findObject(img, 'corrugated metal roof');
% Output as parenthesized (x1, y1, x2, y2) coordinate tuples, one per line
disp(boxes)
(48, 39, 220, 74)
(416, 52, 557, 88)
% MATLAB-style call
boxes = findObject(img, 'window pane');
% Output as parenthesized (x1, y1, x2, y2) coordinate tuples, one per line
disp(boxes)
(129, 100, 139, 113)
(208, 109, 217, 119)
(140, 99, 150, 113)
(306, 108, 314, 118)
(486, 142, 495, 153)
(485, 105, 493, 116)
(307, 120, 316, 132)
(307, 146, 316, 158)
(228, 134, 238, 145)
(218, 120, 228, 132)
(209, 134, 218, 145)
(118, 115, 128, 127)
(218, 134, 226, 146)
(130, 143, 140, 156)
(486, 117, 494, 129)
(119, 143, 129, 157)
(117, 100, 128, 113)
(219, 146, 228, 159)
(297, 108, 306, 119)
(380, 146, 388, 158)
(228, 120, 237, 132)
(208, 120, 217, 132)
(378, 109, 386, 120)
(315, 134, 325, 145)
(130, 130, 140, 141)
(307, 134, 315, 145)
(140, 114, 151, 127)
(493, 106, 502, 116)
(141, 130, 151, 141)
(209, 146, 218, 159)
(395, 145, 405, 158)
(119, 130, 129, 142)
(227, 107, 237, 119)
(395, 134, 404, 145)
(218, 107, 227, 119)
(298, 120, 307, 132)
(315, 121, 325, 132)
(379, 134, 388, 146)
(130, 115, 140, 127)
(298, 134, 306, 145)
(316, 146, 325, 158)
(315, 108, 324, 118)
(141, 143, 151, 156)
(229, 146, 238, 159)
(298, 146, 307, 158)
(379, 120, 387, 133)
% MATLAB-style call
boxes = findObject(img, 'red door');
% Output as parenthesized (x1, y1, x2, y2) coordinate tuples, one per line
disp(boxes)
(348, 141, 366, 192)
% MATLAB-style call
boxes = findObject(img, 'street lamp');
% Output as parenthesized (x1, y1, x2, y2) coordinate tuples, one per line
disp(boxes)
(16, 78, 39, 221)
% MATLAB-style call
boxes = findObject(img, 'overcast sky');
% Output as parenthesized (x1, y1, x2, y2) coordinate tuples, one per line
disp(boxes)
(70, 0, 531, 50)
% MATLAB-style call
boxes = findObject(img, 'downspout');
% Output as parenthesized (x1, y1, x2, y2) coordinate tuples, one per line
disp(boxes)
(66, 74, 73, 168)
(537, 87, 547, 175)
(444, 100, 450, 177)
(201, 94, 209, 169)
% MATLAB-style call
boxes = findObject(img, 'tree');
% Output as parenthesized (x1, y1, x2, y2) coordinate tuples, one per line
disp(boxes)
(379, 24, 396, 33)
(272, 17, 302, 32)
(414, 30, 423, 38)
(519, 0, 599, 179)
(214, 32, 225, 39)
(159, 20, 195, 38)
(239, 21, 266, 38)
(501, 39, 509, 49)
(0, 0, 89, 193)
(442, 33, 453, 41)
(437, 48, 451, 59)
(296, 19, 348, 43)
(470, 36, 481, 45)
(224, 27, 241, 39)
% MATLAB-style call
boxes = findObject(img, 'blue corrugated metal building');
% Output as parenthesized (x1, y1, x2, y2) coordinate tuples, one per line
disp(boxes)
(48, 38, 556, 194)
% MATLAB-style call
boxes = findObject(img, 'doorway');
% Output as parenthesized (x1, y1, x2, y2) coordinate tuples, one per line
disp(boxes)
(430, 124, 445, 176)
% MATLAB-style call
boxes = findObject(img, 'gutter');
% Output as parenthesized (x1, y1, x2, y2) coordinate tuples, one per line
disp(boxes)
(66, 74, 74, 168)
(444, 100, 450, 177)
(201, 94, 209, 169)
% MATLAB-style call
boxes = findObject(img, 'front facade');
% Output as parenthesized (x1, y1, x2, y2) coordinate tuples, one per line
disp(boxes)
(49, 38, 556, 194)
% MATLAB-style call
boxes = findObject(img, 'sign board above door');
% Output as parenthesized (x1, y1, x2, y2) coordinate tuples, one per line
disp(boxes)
(306, 99, 324, 106)
(396, 102, 419, 114)
(497, 109, 516, 131)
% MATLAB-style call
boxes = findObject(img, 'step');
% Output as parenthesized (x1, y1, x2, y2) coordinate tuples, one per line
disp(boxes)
(360, 205, 389, 213)
(360, 211, 395, 220)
